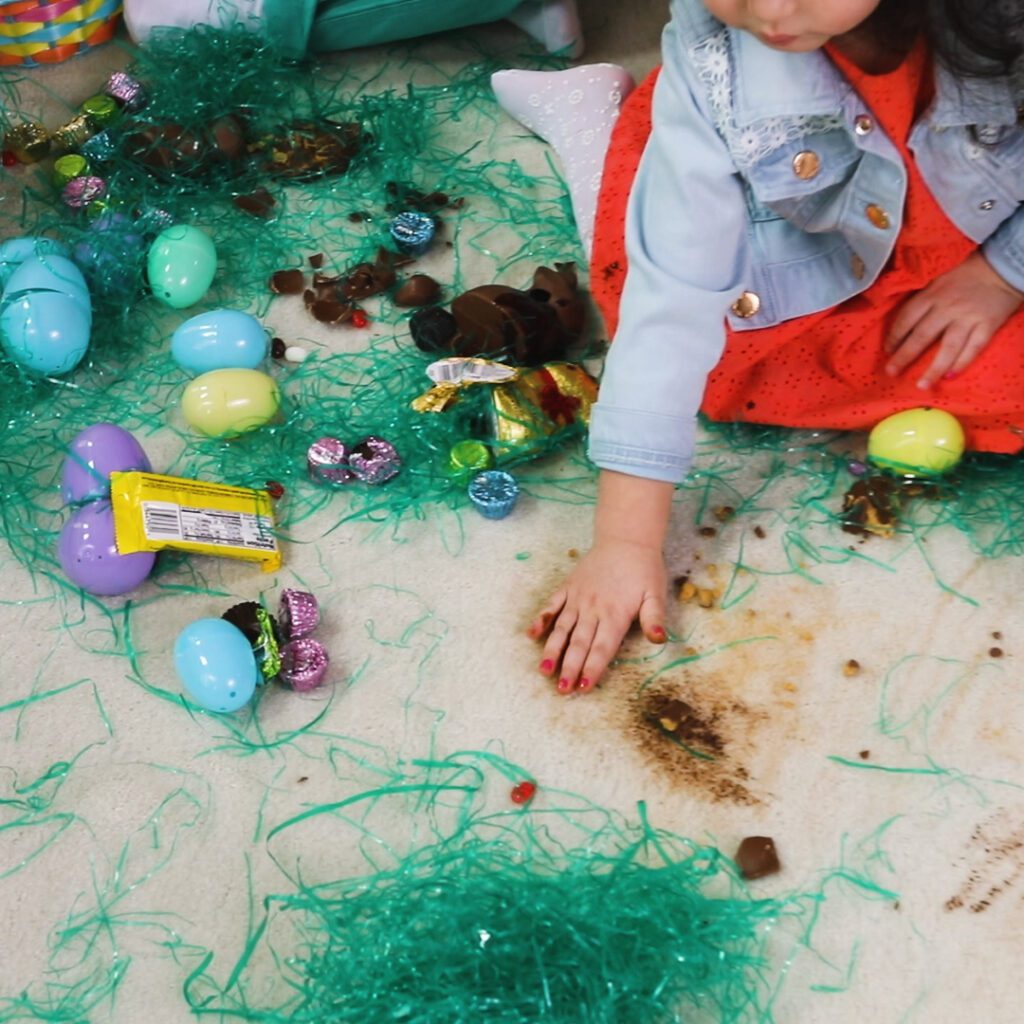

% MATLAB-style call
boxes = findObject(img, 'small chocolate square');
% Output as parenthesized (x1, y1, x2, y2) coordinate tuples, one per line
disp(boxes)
(735, 836, 780, 880)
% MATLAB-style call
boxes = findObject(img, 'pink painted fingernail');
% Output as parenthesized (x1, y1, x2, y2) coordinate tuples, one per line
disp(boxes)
(577, 677, 591, 690)
(557, 678, 571, 692)
(539, 659, 554, 673)
(652, 626, 667, 641)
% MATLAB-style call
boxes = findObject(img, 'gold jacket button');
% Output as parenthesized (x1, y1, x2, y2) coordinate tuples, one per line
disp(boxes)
(850, 253, 866, 280)
(731, 291, 761, 318)
(854, 114, 873, 135)
(792, 150, 821, 179)
(865, 203, 890, 229)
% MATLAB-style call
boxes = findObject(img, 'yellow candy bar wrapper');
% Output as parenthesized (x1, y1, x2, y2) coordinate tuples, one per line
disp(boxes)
(110, 471, 282, 573)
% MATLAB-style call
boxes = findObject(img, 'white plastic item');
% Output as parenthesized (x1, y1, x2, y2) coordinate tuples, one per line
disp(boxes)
(122, 0, 267, 44)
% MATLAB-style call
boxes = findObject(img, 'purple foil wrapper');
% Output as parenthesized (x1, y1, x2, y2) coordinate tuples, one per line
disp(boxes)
(62, 175, 106, 209)
(279, 588, 320, 641)
(348, 435, 401, 485)
(105, 72, 147, 112)
(280, 638, 329, 692)
(307, 436, 354, 485)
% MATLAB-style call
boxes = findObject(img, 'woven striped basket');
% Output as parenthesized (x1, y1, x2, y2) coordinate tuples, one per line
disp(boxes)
(0, 0, 122, 66)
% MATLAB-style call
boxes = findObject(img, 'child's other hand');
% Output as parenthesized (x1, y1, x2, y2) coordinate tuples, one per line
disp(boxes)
(884, 251, 1023, 389)
(528, 539, 667, 695)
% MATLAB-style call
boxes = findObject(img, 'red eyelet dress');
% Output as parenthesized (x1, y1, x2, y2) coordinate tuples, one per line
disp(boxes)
(590, 37, 1024, 453)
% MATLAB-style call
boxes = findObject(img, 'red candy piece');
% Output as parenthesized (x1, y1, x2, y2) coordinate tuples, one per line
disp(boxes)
(510, 781, 536, 805)
(265, 480, 285, 499)
(350, 309, 369, 328)
(2, 151, 17, 167)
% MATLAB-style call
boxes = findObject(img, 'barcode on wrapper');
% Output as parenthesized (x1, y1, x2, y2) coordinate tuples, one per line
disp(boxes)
(142, 501, 276, 552)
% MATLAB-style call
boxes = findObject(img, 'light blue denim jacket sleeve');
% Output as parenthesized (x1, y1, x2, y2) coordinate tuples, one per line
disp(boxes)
(587, 9, 748, 484)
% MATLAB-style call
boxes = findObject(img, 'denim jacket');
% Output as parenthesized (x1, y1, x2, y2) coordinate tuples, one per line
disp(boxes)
(587, 0, 1024, 483)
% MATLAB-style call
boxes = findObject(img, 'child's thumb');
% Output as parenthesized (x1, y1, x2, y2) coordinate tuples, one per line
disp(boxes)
(639, 594, 667, 644)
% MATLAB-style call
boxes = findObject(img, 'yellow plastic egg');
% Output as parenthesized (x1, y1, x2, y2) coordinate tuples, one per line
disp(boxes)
(867, 407, 965, 476)
(181, 368, 280, 437)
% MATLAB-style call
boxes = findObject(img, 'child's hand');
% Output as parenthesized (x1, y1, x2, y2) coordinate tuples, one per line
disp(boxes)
(884, 251, 1023, 389)
(528, 538, 667, 694)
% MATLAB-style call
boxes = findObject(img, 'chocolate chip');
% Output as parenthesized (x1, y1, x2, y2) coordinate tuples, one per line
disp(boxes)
(735, 836, 780, 880)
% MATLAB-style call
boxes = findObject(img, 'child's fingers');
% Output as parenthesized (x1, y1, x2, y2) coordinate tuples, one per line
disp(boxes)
(577, 617, 631, 692)
(917, 322, 970, 389)
(539, 605, 578, 675)
(946, 323, 992, 379)
(528, 589, 568, 640)
(885, 294, 932, 354)
(884, 310, 944, 376)
(638, 591, 667, 644)
(557, 616, 598, 693)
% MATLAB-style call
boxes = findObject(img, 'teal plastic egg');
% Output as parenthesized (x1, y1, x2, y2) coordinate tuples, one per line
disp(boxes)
(0, 290, 92, 375)
(147, 225, 217, 309)
(0, 236, 70, 290)
(173, 618, 258, 713)
(171, 309, 269, 373)
(181, 368, 281, 437)
(3, 253, 91, 309)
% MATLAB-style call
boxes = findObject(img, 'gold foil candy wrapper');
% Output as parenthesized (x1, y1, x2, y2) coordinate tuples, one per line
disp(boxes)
(51, 114, 95, 154)
(5, 122, 50, 163)
(412, 357, 519, 413)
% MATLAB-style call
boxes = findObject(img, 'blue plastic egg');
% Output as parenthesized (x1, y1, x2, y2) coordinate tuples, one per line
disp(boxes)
(72, 212, 145, 300)
(171, 309, 270, 373)
(0, 290, 92, 376)
(173, 618, 258, 713)
(3, 253, 91, 309)
(0, 236, 70, 291)
(62, 423, 152, 504)
(147, 225, 218, 309)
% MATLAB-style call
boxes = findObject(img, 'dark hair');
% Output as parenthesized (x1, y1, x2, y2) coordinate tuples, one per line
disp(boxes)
(871, 0, 1024, 78)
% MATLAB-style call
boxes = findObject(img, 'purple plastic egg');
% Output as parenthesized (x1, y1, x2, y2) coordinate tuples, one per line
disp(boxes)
(58, 500, 155, 596)
(62, 423, 152, 504)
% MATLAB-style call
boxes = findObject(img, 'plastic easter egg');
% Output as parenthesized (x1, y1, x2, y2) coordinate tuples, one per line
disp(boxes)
(0, 290, 92, 376)
(3, 253, 91, 309)
(0, 236, 70, 290)
(57, 500, 156, 596)
(867, 407, 965, 477)
(62, 423, 152, 504)
(72, 212, 146, 300)
(181, 368, 280, 437)
(171, 309, 269, 373)
(173, 618, 258, 713)
(147, 225, 217, 308)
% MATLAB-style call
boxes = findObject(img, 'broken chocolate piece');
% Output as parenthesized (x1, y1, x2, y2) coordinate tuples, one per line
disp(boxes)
(341, 247, 407, 300)
(262, 118, 363, 180)
(270, 268, 306, 295)
(309, 253, 324, 269)
(735, 836, 780, 880)
(394, 274, 441, 307)
(841, 475, 898, 537)
(233, 187, 276, 218)
(310, 298, 355, 325)
(530, 262, 585, 336)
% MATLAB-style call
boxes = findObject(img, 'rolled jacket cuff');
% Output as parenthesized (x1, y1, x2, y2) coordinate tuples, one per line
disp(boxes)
(586, 403, 695, 484)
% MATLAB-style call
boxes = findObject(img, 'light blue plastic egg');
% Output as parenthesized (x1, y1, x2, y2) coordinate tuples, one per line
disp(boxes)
(0, 236, 70, 291)
(147, 225, 218, 309)
(3, 253, 91, 309)
(171, 309, 270, 373)
(173, 618, 258, 713)
(0, 290, 92, 376)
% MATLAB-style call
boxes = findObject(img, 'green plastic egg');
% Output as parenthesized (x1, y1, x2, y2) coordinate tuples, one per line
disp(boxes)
(182, 368, 280, 437)
(147, 225, 217, 309)
(867, 407, 965, 477)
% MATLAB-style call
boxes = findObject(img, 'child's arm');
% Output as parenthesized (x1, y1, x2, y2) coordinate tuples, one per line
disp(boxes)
(529, 470, 674, 693)
(884, 250, 1023, 388)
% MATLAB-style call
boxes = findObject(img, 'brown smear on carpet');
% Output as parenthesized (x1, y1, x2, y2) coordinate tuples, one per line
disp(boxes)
(945, 813, 1024, 914)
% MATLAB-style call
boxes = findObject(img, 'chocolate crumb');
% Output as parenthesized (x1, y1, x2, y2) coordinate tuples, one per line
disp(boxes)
(843, 659, 861, 677)
(233, 187, 275, 218)
(713, 505, 735, 522)
(298, 776, 308, 783)
(753, 525, 766, 539)
(735, 836, 780, 880)
(859, 749, 870, 760)
(989, 647, 1004, 658)
(309, 253, 324, 269)
(348, 211, 371, 222)
(992, 631, 1003, 640)
(567, 548, 579, 559)
(698, 526, 717, 537)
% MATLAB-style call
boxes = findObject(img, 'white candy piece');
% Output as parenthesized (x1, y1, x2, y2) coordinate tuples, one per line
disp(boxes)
(284, 346, 309, 364)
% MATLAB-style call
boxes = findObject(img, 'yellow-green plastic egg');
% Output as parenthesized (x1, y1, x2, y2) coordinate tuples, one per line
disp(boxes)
(867, 407, 965, 477)
(181, 368, 280, 437)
